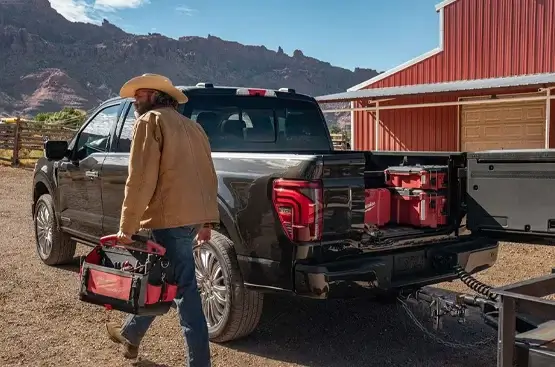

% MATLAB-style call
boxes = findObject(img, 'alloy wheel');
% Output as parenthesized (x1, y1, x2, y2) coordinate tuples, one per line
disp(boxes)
(193, 245, 230, 328)
(35, 202, 53, 259)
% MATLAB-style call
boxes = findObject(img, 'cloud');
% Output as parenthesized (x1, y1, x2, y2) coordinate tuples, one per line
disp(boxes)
(49, 0, 95, 23)
(49, 0, 149, 24)
(94, 0, 149, 12)
(176, 5, 196, 16)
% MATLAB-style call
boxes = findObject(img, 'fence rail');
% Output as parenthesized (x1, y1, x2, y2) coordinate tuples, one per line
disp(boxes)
(0, 119, 76, 166)
(330, 132, 350, 150)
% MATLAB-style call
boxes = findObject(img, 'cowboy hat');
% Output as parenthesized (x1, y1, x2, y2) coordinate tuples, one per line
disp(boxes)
(119, 73, 188, 104)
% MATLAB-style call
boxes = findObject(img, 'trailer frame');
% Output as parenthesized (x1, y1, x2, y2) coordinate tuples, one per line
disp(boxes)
(491, 269, 555, 367)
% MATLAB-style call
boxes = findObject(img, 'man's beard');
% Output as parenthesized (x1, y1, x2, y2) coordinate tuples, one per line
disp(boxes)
(134, 100, 154, 115)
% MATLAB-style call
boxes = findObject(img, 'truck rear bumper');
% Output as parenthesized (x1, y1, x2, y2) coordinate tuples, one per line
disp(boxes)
(293, 235, 499, 299)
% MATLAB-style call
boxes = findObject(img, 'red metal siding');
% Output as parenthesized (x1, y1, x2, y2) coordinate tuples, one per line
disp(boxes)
(368, 0, 555, 88)
(353, 95, 459, 151)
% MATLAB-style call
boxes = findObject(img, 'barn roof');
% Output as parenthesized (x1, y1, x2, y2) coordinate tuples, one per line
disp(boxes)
(317, 73, 555, 103)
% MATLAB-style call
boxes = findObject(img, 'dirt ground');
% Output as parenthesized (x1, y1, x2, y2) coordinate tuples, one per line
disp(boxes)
(1, 166, 555, 367)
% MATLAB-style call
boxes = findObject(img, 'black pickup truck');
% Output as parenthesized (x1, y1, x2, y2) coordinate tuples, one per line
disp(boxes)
(31, 84, 554, 343)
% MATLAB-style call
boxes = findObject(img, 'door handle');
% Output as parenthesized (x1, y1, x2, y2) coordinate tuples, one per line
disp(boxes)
(85, 170, 99, 179)
(57, 161, 78, 172)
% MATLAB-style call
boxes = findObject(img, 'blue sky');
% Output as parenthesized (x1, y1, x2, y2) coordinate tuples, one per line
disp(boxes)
(49, 0, 443, 72)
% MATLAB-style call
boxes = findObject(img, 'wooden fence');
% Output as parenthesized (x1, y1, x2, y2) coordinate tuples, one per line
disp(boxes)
(1, 118, 349, 166)
(0, 119, 76, 166)
(330, 132, 350, 150)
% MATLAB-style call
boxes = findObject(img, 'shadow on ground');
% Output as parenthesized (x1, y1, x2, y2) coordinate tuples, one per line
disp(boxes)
(132, 359, 171, 367)
(57, 255, 83, 274)
(222, 287, 497, 367)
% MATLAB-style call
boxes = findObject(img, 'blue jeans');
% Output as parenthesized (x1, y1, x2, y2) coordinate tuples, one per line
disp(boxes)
(121, 226, 211, 367)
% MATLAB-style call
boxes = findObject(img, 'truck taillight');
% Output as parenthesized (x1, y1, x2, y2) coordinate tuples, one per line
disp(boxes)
(272, 179, 323, 242)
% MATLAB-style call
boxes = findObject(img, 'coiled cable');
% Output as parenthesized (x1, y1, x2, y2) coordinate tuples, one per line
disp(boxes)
(454, 264, 498, 301)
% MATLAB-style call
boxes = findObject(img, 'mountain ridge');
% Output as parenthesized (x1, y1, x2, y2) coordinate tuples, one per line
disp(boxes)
(0, 0, 380, 126)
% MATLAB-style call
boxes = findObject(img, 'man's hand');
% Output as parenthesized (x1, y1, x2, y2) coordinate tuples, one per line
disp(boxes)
(195, 227, 211, 244)
(117, 230, 134, 245)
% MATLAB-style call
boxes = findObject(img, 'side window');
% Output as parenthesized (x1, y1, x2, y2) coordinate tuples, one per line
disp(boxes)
(75, 104, 120, 160)
(116, 104, 137, 153)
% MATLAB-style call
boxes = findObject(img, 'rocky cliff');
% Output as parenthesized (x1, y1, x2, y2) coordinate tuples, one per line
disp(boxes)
(0, 0, 379, 126)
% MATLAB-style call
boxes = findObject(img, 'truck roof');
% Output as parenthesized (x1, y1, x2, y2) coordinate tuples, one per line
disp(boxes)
(101, 84, 316, 106)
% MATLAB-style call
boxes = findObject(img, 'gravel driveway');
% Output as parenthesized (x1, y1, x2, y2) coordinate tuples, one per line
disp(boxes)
(1, 165, 554, 367)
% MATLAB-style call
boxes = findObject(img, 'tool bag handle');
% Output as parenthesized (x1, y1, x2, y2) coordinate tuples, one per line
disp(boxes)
(99, 234, 166, 256)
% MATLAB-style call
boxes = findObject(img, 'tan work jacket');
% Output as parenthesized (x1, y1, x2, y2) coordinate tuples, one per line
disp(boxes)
(119, 107, 219, 234)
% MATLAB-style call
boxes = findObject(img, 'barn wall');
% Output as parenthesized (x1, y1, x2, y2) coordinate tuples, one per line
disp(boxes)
(353, 95, 459, 151)
(352, 0, 555, 151)
(353, 88, 555, 151)
(368, 0, 555, 88)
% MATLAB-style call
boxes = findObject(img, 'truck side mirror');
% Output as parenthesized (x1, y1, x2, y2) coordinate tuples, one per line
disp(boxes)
(44, 140, 69, 160)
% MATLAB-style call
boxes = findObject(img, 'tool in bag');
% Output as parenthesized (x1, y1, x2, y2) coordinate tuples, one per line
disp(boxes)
(79, 234, 178, 316)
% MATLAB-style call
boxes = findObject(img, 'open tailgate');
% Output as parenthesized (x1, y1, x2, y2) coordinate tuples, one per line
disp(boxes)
(466, 149, 555, 245)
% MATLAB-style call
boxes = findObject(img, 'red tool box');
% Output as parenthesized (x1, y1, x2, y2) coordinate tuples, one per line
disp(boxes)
(385, 165, 448, 190)
(79, 234, 178, 316)
(365, 188, 391, 227)
(391, 189, 447, 228)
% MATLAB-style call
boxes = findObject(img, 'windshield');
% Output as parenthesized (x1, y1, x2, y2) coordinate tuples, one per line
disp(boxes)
(181, 95, 332, 152)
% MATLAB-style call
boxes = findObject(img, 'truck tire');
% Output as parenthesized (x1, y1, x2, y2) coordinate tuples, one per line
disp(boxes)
(193, 230, 263, 343)
(33, 193, 77, 266)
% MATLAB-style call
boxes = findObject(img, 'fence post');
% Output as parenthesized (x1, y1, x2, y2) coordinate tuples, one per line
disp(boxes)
(11, 117, 20, 167)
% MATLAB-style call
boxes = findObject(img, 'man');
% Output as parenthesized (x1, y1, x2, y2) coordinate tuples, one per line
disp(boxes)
(105, 73, 219, 367)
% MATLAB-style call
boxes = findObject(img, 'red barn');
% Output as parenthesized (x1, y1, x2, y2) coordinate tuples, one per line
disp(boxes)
(317, 0, 555, 151)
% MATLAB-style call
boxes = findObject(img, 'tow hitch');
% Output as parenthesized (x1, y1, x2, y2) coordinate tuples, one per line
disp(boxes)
(399, 266, 555, 367)
(400, 289, 469, 330)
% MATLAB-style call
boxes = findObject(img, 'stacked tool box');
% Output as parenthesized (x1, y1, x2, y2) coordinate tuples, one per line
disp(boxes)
(385, 165, 448, 229)
(363, 165, 448, 229)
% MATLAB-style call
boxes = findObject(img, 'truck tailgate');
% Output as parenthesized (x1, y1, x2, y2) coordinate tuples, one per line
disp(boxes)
(319, 152, 366, 242)
(466, 149, 555, 245)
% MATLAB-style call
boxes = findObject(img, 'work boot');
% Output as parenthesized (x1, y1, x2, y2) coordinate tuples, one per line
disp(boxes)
(105, 322, 139, 359)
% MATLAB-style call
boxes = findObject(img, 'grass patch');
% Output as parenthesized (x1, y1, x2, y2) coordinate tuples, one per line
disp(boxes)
(0, 149, 44, 167)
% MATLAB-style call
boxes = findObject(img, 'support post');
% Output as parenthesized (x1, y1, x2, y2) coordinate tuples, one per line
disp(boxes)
(350, 101, 355, 150)
(11, 117, 20, 167)
(374, 102, 380, 150)
(546, 88, 551, 149)
(497, 296, 516, 367)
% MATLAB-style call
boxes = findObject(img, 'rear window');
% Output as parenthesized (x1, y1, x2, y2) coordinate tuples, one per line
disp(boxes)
(181, 95, 332, 152)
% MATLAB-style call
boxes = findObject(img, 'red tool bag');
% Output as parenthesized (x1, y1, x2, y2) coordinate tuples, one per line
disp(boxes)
(391, 188, 448, 228)
(78, 234, 178, 316)
(385, 165, 448, 190)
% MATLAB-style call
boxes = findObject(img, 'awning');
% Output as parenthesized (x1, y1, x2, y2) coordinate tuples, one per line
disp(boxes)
(316, 73, 555, 103)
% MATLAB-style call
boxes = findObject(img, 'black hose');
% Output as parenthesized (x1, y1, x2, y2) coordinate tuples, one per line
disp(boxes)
(453, 265, 499, 301)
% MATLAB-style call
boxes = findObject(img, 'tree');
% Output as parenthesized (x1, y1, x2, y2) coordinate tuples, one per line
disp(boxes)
(329, 124, 342, 134)
(34, 107, 87, 129)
